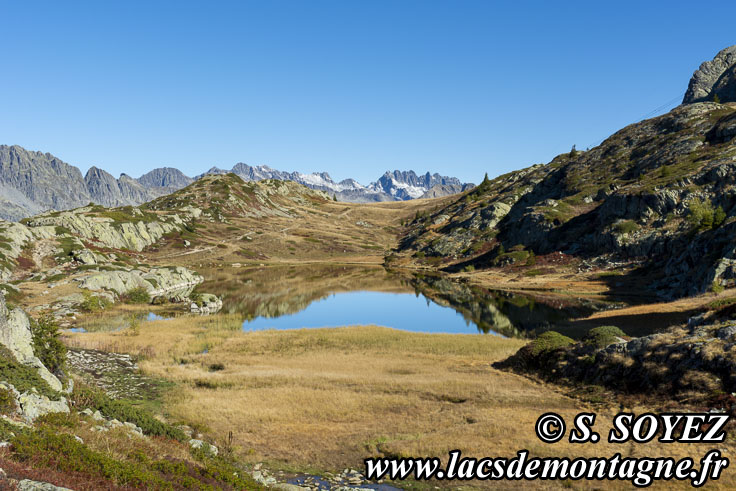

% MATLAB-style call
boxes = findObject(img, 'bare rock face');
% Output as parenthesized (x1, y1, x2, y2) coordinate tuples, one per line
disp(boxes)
(0, 294, 64, 393)
(0, 145, 195, 221)
(683, 45, 736, 104)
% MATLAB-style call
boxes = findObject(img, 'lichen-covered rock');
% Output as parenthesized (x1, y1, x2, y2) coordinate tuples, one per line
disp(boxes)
(0, 382, 68, 424)
(0, 294, 63, 392)
(189, 438, 218, 456)
(71, 248, 99, 265)
(17, 390, 69, 423)
(190, 293, 222, 315)
(76, 266, 203, 301)
(0, 220, 35, 281)
(24, 207, 189, 251)
(16, 480, 74, 491)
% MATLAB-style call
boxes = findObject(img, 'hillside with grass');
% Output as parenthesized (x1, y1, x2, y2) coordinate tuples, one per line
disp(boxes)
(397, 99, 736, 299)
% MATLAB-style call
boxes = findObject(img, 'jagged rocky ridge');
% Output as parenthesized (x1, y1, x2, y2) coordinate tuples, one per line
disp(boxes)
(200, 165, 473, 202)
(399, 45, 736, 299)
(0, 145, 196, 221)
(0, 144, 472, 221)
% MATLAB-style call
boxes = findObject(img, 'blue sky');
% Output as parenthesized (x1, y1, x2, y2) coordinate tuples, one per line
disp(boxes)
(1, 1, 734, 184)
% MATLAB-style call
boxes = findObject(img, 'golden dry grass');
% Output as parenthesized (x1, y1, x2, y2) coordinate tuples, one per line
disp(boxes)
(147, 194, 455, 268)
(65, 317, 736, 489)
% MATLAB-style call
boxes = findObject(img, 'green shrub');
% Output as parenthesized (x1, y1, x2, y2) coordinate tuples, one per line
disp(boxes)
(30, 313, 67, 374)
(71, 384, 187, 442)
(528, 331, 575, 357)
(583, 326, 627, 348)
(0, 345, 59, 399)
(11, 428, 169, 488)
(45, 273, 67, 283)
(35, 411, 79, 428)
(714, 206, 727, 228)
(711, 281, 726, 294)
(121, 286, 151, 305)
(493, 250, 530, 266)
(0, 417, 20, 441)
(80, 291, 112, 312)
(0, 386, 18, 415)
(687, 198, 717, 230)
(708, 296, 736, 310)
(614, 220, 639, 235)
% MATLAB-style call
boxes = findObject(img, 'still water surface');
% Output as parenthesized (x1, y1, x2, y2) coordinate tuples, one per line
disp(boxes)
(242, 290, 486, 334)
(197, 265, 623, 338)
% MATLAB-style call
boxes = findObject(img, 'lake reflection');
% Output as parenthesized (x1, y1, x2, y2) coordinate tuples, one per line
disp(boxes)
(196, 264, 616, 337)
(242, 290, 485, 334)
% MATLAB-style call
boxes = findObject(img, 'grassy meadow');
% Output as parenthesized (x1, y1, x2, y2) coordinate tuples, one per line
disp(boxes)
(64, 314, 736, 489)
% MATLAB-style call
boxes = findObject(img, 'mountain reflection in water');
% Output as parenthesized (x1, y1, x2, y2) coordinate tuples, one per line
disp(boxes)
(196, 265, 617, 338)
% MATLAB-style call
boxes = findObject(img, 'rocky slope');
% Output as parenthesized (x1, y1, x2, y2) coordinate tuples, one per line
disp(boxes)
(0, 146, 186, 221)
(399, 46, 736, 300)
(495, 306, 736, 413)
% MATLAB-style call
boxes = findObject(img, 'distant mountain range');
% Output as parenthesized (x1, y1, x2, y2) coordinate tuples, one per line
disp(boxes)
(0, 144, 474, 221)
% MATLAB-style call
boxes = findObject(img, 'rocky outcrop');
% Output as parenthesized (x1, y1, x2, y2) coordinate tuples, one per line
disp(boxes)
(190, 293, 222, 315)
(0, 294, 68, 422)
(684, 45, 736, 104)
(24, 207, 188, 251)
(0, 221, 34, 281)
(496, 313, 736, 406)
(0, 296, 63, 393)
(77, 266, 203, 300)
(17, 389, 69, 423)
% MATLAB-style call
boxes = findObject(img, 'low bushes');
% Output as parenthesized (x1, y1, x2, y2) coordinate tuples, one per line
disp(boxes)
(582, 325, 628, 349)
(71, 384, 187, 442)
(80, 291, 112, 313)
(121, 286, 151, 304)
(0, 345, 59, 399)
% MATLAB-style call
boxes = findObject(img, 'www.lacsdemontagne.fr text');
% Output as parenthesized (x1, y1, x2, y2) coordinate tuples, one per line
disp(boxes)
(365, 449, 727, 487)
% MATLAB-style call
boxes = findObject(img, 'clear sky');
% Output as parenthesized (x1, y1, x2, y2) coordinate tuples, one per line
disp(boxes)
(1, 1, 734, 185)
